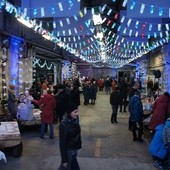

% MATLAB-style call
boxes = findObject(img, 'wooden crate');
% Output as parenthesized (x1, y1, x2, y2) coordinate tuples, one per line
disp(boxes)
(0, 121, 21, 148)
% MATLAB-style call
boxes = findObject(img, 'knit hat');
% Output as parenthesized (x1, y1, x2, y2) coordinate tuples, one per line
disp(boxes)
(66, 103, 78, 115)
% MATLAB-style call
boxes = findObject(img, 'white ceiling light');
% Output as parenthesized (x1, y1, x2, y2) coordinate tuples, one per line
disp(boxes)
(17, 17, 33, 28)
(93, 14, 102, 25)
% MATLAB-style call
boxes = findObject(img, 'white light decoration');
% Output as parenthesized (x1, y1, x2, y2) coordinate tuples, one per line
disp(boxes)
(66, 18, 70, 25)
(140, 4, 145, 14)
(135, 21, 139, 28)
(120, 16, 125, 23)
(158, 24, 161, 31)
(42, 34, 51, 40)
(107, 9, 112, 16)
(122, 0, 127, 7)
(101, 4, 107, 13)
(53, 21, 56, 28)
(58, 2, 63, 11)
(93, 14, 102, 25)
(59, 20, 63, 27)
(166, 24, 169, 31)
(127, 19, 132, 27)
(17, 16, 33, 28)
(41, 7, 45, 17)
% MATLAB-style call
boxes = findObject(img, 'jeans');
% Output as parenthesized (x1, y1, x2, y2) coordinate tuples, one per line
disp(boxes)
(40, 122, 54, 138)
(66, 150, 80, 170)
(111, 104, 118, 123)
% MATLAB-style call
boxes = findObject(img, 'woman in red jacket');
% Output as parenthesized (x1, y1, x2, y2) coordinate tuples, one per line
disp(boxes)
(33, 90, 56, 139)
(148, 92, 170, 131)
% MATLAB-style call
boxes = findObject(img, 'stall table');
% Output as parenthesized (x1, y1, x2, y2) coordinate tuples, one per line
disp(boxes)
(0, 121, 22, 157)
(18, 109, 41, 126)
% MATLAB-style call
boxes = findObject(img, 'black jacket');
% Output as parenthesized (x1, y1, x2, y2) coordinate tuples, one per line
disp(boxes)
(59, 116, 82, 163)
(110, 90, 120, 105)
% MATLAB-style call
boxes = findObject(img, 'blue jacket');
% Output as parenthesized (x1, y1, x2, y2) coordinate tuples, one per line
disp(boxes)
(149, 124, 167, 159)
(129, 95, 143, 121)
(163, 118, 170, 145)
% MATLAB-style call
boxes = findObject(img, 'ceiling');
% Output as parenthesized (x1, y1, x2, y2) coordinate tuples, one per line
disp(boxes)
(2, 0, 170, 68)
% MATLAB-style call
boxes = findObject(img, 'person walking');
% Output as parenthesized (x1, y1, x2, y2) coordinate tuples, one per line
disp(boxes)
(129, 91, 144, 142)
(33, 90, 56, 139)
(59, 103, 82, 170)
(110, 87, 120, 123)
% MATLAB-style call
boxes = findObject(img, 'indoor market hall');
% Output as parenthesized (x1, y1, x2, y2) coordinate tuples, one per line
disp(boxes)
(0, 91, 154, 170)
(1, 0, 170, 170)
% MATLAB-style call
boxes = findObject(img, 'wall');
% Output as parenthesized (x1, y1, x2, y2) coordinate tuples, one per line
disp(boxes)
(77, 65, 117, 80)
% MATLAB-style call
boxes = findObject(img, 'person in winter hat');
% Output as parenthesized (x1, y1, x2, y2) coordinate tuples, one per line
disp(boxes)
(129, 91, 144, 142)
(59, 103, 82, 170)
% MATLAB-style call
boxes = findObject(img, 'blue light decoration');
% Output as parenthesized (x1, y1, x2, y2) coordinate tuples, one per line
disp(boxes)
(68, 0, 73, 7)
(50, 5, 55, 14)
(130, 1, 136, 10)
(149, 24, 152, 31)
(159, 7, 163, 16)
(135, 21, 139, 28)
(73, 15, 78, 21)
(150, 5, 154, 14)
(85, 20, 91, 27)
(10, 36, 23, 96)
(33, 8, 37, 16)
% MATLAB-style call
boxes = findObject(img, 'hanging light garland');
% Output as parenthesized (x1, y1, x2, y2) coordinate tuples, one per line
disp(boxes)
(2, 0, 170, 68)
(32, 57, 53, 70)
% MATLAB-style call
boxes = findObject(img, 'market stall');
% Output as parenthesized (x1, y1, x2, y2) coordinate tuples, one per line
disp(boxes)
(0, 121, 22, 157)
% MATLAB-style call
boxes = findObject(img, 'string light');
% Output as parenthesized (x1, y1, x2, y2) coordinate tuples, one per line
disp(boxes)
(140, 4, 145, 14)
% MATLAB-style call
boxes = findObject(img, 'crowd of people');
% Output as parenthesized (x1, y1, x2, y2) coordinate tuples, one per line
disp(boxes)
(7, 75, 170, 169)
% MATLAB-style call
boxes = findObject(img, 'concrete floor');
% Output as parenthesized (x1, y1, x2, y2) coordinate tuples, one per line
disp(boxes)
(0, 92, 156, 170)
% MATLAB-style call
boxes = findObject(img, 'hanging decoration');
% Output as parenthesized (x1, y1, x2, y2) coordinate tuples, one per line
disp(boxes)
(33, 57, 53, 70)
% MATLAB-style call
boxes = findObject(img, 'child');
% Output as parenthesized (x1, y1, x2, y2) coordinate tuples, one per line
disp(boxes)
(149, 124, 167, 169)
(163, 117, 170, 168)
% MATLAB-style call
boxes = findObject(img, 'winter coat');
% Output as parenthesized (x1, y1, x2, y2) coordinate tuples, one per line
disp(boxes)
(111, 81, 117, 91)
(55, 90, 71, 115)
(97, 79, 104, 87)
(149, 124, 167, 159)
(129, 95, 143, 122)
(70, 88, 80, 107)
(110, 90, 120, 105)
(90, 84, 97, 100)
(83, 84, 90, 101)
(33, 94, 56, 123)
(59, 116, 82, 163)
(148, 95, 170, 131)
(163, 118, 170, 145)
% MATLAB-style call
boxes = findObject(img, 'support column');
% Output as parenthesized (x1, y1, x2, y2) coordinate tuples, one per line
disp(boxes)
(9, 36, 22, 97)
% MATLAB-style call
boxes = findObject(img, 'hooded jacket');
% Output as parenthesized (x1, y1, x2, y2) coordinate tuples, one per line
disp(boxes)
(129, 95, 143, 121)
(149, 124, 167, 159)
(59, 116, 82, 163)
(148, 94, 170, 131)
(33, 94, 56, 123)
